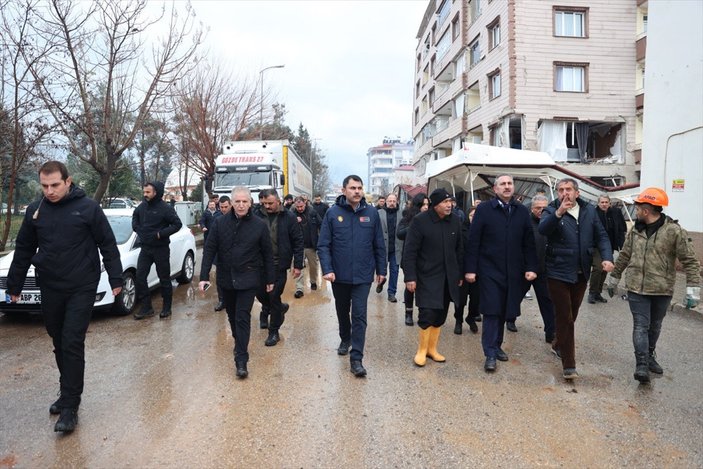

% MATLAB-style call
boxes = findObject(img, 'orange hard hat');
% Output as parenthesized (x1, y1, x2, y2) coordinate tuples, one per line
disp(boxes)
(634, 187, 668, 207)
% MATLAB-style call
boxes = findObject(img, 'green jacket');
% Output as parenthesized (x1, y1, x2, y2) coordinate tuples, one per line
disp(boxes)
(611, 215, 700, 296)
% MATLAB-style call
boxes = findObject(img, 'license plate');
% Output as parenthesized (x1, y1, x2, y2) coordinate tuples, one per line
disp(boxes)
(5, 292, 41, 304)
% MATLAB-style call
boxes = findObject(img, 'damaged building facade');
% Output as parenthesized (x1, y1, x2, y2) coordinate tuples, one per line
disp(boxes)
(412, 0, 642, 194)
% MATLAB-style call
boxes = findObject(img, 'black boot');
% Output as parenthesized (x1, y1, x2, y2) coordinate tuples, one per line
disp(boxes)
(467, 317, 478, 333)
(404, 309, 414, 326)
(265, 330, 280, 346)
(159, 286, 172, 318)
(649, 348, 663, 374)
(454, 319, 462, 335)
(634, 353, 650, 383)
(235, 361, 248, 378)
(259, 309, 269, 329)
(134, 300, 154, 320)
(54, 407, 78, 432)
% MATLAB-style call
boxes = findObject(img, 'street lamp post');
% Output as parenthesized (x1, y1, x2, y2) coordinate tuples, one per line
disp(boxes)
(259, 64, 285, 139)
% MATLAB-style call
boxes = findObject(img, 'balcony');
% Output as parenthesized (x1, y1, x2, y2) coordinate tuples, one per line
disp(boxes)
(432, 117, 463, 148)
(635, 92, 644, 110)
(636, 36, 647, 61)
(433, 77, 464, 114)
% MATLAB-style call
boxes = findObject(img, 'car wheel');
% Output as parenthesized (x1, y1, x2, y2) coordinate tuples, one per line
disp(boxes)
(112, 271, 137, 316)
(176, 251, 195, 284)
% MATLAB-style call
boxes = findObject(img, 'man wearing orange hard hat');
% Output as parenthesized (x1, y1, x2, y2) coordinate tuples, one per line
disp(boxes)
(607, 187, 701, 384)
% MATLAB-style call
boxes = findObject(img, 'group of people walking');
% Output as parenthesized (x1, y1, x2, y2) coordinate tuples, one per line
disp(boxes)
(4, 161, 700, 434)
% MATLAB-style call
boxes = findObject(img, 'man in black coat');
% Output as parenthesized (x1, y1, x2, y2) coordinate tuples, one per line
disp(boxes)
(199, 187, 274, 378)
(588, 194, 627, 304)
(403, 188, 463, 367)
(254, 189, 304, 346)
(292, 196, 321, 297)
(465, 175, 538, 373)
(527, 195, 556, 343)
(312, 194, 329, 220)
(132, 181, 183, 320)
(7, 161, 123, 432)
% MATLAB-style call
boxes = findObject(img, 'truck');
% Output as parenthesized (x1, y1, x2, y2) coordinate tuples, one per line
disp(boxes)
(206, 140, 313, 203)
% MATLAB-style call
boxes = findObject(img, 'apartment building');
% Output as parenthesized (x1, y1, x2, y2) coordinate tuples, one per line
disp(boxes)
(413, 0, 640, 188)
(367, 138, 414, 196)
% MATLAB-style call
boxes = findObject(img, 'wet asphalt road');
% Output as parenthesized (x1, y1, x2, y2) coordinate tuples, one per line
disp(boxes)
(1, 251, 702, 468)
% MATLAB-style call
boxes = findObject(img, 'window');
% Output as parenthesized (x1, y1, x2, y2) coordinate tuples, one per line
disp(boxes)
(488, 18, 501, 49)
(489, 71, 501, 99)
(643, 15, 648, 33)
(555, 63, 587, 92)
(469, 38, 481, 67)
(452, 14, 460, 41)
(436, 30, 451, 60)
(415, 80, 420, 99)
(469, 0, 482, 24)
(467, 81, 481, 111)
(437, 0, 451, 28)
(554, 8, 587, 38)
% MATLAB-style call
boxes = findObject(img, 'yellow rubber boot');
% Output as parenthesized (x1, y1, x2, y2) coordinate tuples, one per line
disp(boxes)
(414, 328, 431, 366)
(427, 326, 446, 362)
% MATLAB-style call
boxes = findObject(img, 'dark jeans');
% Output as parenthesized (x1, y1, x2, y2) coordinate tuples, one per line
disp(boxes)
(222, 288, 257, 364)
(627, 292, 671, 359)
(387, 252, 399, 296)
(528, 275, 555, 338)
(41, 286, 97, 409)
(136, 245, 171, 305)
(331, 282, 371, 361)
(256, 268, 288, 331)
(420, 281, 451, 329)
(547, 276, 588, 369)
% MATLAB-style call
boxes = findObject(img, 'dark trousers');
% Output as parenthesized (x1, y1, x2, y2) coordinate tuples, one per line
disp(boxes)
(481, 315, 506, 358)
(256, 268, 288, 331)
(588, 250, 609, 294)
(420, 281, 451, 329)
(627, 292, 671, 359)
(468, 280, 480, 319)
(331, 282, 371, 361)
(547, 276, 588, 369)
(136, 245, 171, 305)
(453, 281, 471, 323)
(529, 275, 556, 338)
(41, 286, 96, 409)
(222, 288, 257, 364)
(403, 287, 414, 310)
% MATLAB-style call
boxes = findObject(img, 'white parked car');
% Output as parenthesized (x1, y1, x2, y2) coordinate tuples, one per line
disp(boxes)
(0, 208, 196, 316)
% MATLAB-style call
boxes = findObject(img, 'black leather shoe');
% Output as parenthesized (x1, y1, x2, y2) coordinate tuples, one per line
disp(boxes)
(214, 301, 225, 311)
(49, 398, 62, 415)
(134, 306, 154, 320)
(496, 349, 509, 361)
(159, 308, 171, 319)
(264, 331, 280, 346)
(375, 278, 386, 294)
(235, 362, 248, 379)
(467, 318, 478, 333)
(506, 321, 518, 332)
(337, 341, 351, 356)
(454, 321, 462, 335)
(294, 290, 304, 298)
(350, 360, 367, 377)
(587, 293, 597, 304)
(595, 293, 608, 303)
(54, 407, 78, 433)
(311, 283, 317, 291)
(484, 357, 497, 372)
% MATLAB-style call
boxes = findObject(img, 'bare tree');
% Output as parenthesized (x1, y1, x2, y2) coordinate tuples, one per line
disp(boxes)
(23, 0, 202, 201)
(171, 60, 260, 183)
(0, 0, 55, 250)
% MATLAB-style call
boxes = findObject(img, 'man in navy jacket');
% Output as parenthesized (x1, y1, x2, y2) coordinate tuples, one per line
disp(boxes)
(465, 175, 538, 373)
(317, 175, 386, 377)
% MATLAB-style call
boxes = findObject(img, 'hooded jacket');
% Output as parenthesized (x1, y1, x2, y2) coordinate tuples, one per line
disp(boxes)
(611, 215, 700, 296)
(7, 185, 123, 293)
(132, 181, 182, 247)
(317, 195, 386, 284)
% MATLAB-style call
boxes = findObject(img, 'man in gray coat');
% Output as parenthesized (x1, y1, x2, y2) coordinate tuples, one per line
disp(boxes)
(377, 193, 403, 302)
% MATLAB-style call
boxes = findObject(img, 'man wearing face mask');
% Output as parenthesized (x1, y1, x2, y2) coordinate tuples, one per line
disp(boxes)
(607, 188, 700, 384)
(377, 193, 402, 302)
(539, 178, 613, 380)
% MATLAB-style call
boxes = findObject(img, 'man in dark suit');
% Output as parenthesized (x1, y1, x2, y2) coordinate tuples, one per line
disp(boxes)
(465, 175, 538, 373)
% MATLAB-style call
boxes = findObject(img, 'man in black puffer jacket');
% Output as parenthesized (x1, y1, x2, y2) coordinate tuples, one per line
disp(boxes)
(132, 181, 182, 320)
(199, 186, 275, 378)
(7, 161, 123, 433)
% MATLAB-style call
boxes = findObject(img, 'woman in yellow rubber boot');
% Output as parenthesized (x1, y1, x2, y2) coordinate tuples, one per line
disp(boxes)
(401, 188, 464, 366)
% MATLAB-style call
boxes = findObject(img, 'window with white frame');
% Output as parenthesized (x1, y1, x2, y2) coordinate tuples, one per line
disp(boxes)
(469, 0, 482, 24)
(437, 0, 451, 28)
(469, 38, 481, 67)
(489, 71, 501, 99)
(554, 8, 587, 38)
(488, 18, 501, 49)
(555, 63, 587, 92)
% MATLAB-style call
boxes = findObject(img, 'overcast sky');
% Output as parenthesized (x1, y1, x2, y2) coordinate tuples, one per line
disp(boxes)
(188, 0, 428, 185)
